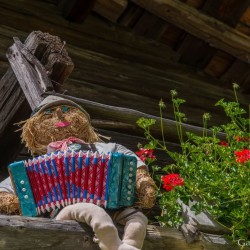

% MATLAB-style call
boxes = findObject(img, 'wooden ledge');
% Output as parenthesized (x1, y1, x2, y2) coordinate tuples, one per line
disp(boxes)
(0, 214, 248, 249)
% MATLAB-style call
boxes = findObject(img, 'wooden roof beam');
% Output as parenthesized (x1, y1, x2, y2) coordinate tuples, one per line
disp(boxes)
(131, 0, 250, 64)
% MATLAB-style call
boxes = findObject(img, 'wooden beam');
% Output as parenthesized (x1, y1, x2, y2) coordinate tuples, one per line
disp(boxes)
(0, 215, 247, 250)
(6, 38, 53, 110)
(43, 92, 226, 143)
(131, 0, 250, 63)
(0, 31, 74, 168)
(93, 0, 128, 22)
(202, 0, 250, 27)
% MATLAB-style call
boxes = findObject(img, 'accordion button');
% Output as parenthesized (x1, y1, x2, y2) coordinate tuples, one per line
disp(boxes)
(129, 167, 133, 171)
(127, 197, 131, 201)
(128, 185, 132, 189)
(129, 179, 132, 183)
(24, 195, 28, 199)
(22, 188, 26, 192)
(130, 161, 134, 166)
(129, 173, 132, 177)
(20, 180, 25, 185)
(127, 191, 131, 195)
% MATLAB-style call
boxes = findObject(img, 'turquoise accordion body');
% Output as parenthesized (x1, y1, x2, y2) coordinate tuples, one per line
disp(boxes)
(8, 151, 137, 217)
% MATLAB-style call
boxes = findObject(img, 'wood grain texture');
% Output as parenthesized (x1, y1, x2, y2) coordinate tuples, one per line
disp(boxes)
(0, 214, 248, 250)
(0, 31, 74, 167)
(93, 0, 128, 22)
(7, 42, 44, 110)
(43, 92, 227, 143)
(202, 0, 250, 27)
(63, 45, 249, 128)
(0, 0, 179, 67)
(131, 0, 250, 63)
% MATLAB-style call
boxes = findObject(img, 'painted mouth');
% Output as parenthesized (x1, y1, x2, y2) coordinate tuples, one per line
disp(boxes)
(55, 121, 71, 127)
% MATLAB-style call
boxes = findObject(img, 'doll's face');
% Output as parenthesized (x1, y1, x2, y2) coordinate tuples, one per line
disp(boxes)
(38, 105, 87, 140)
(21, 105, 99, 155)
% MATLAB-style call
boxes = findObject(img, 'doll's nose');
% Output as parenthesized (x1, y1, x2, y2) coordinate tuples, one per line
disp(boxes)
(56, 107, 64, 120)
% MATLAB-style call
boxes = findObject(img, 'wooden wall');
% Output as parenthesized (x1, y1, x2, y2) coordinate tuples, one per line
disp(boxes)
(91, 0, 250, 94)
(0, 0, 249, 177)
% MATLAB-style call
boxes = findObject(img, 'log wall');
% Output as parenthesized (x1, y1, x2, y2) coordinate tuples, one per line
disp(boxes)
(0, 2, 249, 250)
(92, 0, 250, 94)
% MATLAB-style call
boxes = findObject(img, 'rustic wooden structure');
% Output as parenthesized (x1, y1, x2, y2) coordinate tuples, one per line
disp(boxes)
(0, 30, 249, 250)
(0, 1, 249, 249)
(0, 31, 74, 175)
(1, 214, 249, 250)
(89, 0, 250, 94)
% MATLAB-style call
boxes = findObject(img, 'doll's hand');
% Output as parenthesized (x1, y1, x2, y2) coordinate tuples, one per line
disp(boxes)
(135, 168, 156, 209)
(0, 192, 20, 215)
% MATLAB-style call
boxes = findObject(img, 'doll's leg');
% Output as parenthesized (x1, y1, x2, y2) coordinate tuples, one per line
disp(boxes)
(56, 203, 139, 250)
(113, 208, 148, 249)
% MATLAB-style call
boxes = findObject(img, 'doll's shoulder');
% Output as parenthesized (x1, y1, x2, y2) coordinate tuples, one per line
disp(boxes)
(0, 177, 14, 194)
(94, 142, 119, 154)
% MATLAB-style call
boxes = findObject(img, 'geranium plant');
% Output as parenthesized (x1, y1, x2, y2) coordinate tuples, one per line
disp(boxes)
(136, 84, 250, 246)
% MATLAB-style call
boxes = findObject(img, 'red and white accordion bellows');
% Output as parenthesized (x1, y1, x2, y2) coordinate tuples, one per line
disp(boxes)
(8, 151, 138, 217)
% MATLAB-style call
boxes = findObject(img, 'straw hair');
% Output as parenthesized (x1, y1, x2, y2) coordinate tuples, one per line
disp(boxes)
(19, 105, 101, 155)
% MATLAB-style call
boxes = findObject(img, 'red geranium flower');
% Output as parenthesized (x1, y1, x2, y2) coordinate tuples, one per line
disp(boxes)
(162, 174, 184, 191)
(136, 148, 156, 162)
(235, 136, 250, 142)
(235, 149, 250, 164)
(219, 141, 229, 147)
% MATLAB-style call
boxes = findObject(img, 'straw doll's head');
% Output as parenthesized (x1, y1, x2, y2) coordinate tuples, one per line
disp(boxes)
(18, 96, 100, 155)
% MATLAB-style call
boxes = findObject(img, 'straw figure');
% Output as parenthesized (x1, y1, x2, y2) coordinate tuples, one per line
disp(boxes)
(0, 95, 156, 250)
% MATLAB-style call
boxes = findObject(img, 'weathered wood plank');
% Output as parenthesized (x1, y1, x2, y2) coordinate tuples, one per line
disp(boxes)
(118, 2, 144, 27)
(0, 69, 27, 136)
(43, 92, 226, 143)
(0, 0, 250, 95)
(160, 23, 186, 48)
(64, 47, 249, 127)
(14, 37, 53, 91)
(0, 0, 180, 68)
(238, 69, 250, 94)
(0, 71, 29, 169)
(132, 11, 166, 39)
(64, 77, 224, 128)
(185, 0, 205, 9)
(6, 42, 44, 110)
(202, 0, 250, 27)
(24, 31, 74, 88)
(0, 215, 248, 250)
(131, 0, 250, 64)
(204, 51, 234, 78)
(177, 34, 216, 69)
(0, 31, 74, 168)
(221, 59, 249, 86)
(0, 30, 73, 136)
(93, 0, 128, 22)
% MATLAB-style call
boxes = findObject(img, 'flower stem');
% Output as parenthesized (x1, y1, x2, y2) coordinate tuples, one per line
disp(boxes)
(159, 105, 166, 149)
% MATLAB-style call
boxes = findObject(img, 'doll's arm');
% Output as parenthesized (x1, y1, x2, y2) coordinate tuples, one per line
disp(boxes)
(0, 177, 20, 215)
(135, 167, 156, 209)
(114, 144, 156, 209)
(0, 192, 19, 214)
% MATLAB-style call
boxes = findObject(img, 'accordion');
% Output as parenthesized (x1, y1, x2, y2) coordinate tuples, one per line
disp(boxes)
(8, 151, 137, 217)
